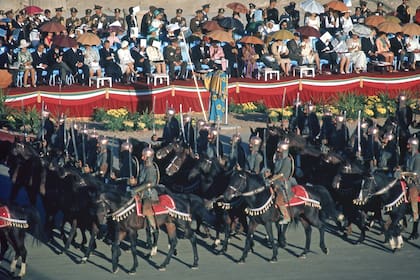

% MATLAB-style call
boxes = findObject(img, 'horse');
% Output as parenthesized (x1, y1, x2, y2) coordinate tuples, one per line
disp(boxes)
(9, 140, 46, 205)
(224, 170, 341, 261)
(95, 188, 199, 274)
(358, 170, 408, 252)
(0, 203, 43, 278)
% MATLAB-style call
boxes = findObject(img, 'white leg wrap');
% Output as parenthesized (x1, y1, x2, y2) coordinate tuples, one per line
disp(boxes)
(10, 259, 17, 273)
(151, 246, 158, 256)
(397, 235, 404, 249)
(214, 239, 221, 246)
(389, 237, 396, 250)
(18, 262, 26, 277)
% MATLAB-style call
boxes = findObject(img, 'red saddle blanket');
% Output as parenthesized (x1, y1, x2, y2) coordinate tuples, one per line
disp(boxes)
(401, 180, 420, 202)
(287, 185, 310, 207)
(0, 206, 11, 228)
(135, 194, 175, 217)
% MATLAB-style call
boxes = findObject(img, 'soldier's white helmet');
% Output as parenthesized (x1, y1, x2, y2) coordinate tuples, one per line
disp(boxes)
(166, 107, 176, 116)
(208, 127, 218, 140)
(142, 146, 155, 158)
(120, 139, 133, 152)
(383, 132, 394, 141)
(368, 126, 379, 135)
(408, 137, 419, 147)
(231, 133, 241, 143)
(277, 139, 289, 152)
(98, 135, 108, 145)
(249, 135, 262, 147)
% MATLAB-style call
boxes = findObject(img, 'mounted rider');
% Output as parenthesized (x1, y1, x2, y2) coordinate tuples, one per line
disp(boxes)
(331, 114, 350, 156)
(228, 132, 246, 170)
(378, 132, 399, 176)
(268, 139, 295, 224)
(396, 94, 413, 165)
(245, 135, 264, 175)
(95, 135, 109, 180)
(152, 107, 180, 147)
(206, 126, 224, 161)
(133, 146, 160, 233)
(301, 102, 320, 145)
(404, 137, 420, 224)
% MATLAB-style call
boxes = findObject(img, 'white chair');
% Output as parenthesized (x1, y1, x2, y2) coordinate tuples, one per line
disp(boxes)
(293, 65, 315, 78)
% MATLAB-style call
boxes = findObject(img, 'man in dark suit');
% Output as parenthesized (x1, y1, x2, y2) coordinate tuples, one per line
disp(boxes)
(287, 32, 303, 65)
(130, 40, 151, 76)
(390, 32, 413, 71)
(140, 6, 155, 37)
(191, 38, 210, 71)
(46, 46, 72, 85)
(99, 40, 122, 82)
(315, 38, 338, 73)
(63, 45, 89, 85)
(31, 43, 48, 85)
(361, 28, 380, 62)
(164, 39, 186, 80)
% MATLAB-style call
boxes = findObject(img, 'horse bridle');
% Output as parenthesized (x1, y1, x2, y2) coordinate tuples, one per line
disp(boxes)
(228, 173, 247, 198)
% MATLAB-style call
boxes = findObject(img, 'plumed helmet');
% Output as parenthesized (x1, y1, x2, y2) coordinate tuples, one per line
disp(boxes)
(277, 139, 289, 152)
(98, 135, 108, 145)
(90, 128, 99, 139)
(336, 115, 345, 123)
(120, 139, 133, 152)
(197, 119, 207, 130)
(368, 126, 379, 135)
(142, 146, 155, 158)
(166, 107, 175, 116)
(361, 120, 369, 129)
(408, 137, 419, 147)
(42, 109, 50, 118)
(383, 132, 394, 141)
(183, 114, 191, 123)
(231, 133, 241, 143)
(398, 94, 407, 102)
(249, 135, 262, 147)
(208, 127, 218, 139)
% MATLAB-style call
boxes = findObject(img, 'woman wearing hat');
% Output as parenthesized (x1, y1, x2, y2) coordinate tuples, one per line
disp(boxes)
(347, 32, 367, 73)
(17, 39, 36, 87)
(376, 31, 395, 72)
(117, 40, 136, 83)
(83, 44, 102, 78)
(146, 38, 166, 74)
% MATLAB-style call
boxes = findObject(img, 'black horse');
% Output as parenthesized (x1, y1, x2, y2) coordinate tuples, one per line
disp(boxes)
(95, 188, 199, 274)
(359, 171, 408, 252)
(0, 204, 42, 278)
(224, 170, 340, 261)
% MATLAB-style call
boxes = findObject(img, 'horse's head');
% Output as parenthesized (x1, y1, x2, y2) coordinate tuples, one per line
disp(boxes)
(165, 144, 192, 176)
(224, 170, 248, 201)
(156, 142, 175, 160)
(95, 192, 120, 225)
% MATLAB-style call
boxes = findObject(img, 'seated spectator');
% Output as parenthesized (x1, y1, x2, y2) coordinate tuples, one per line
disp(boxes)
(305, 12, 320, 30)
(340, 10, 353, 36)
(241, 43, 258, 78)
(390, 32, 412, 71)
(287, 32, 303, 65)
(83, 44, 102, 78)
(31, 43, 48, 85)
(63, 43, 89, 85)
(376, 31, 395, 72)
(46, 45, 72, 85)
(107, 31, 121, 47)
(146, 38, 166, 74)
(191, 38, 211, 71)
(361, 28, 379, 62)
(44, 32, 54, 48)
(301, 36, 321, 73)
(118, 40, 136, 83)
(223, 40, 244, 77)
(316, 35, 339, 73)
(99, 40, 122, 82)
(164, 39, 186, 80)
(130, 40, 151, 76)
(258, 20, 279, 42)
(406, 34, 420, 70)
(209, 40, 227, 71)
(347, 32, 367, 73)
(271, 39, 291, 76)
(17, 39, 36, 87)
(351, 7, 365, 24)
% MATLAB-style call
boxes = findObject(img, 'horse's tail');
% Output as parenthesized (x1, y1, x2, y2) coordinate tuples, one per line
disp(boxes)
(24, 206, 44, 245)
(305, 184, 343, 223)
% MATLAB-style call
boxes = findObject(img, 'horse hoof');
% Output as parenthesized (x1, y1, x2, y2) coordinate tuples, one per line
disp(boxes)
(128, 269, 136, 275)
(80, 257, 88, 264)
(173, 249, 178, 256)
(408, 233, 419, 240)
(112, 268, 119, 274)
(279, 241, 286, 249)
(191, 264, 199, 270)
(298, 253, 307, 259)
(158, 266, 166, 272)
(237, 258, 245, 264)
(322, 247, 329, 255)
(269, 257, 278, 263)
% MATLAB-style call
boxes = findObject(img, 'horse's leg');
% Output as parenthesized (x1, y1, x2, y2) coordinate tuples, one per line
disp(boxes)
(150, 228, 159, 257)
(238, 219, 258, 264)
(0, 231, 8, 263)
(184, 223, 199, 269)
(8, 231, 20, 276)
(127, 230, 138, 275)
(145, 225, 152, 249)
(111, 229, 124, 274)
(64, 218, 78, 252)
(17, 235, 27, 278)
(81, 223, 99, 263)
(218, 213, 231, 252)
(263, 221, 278, 263)
(278, 222, 288, 248)
(309, 210, 329, 255)
(298, 218, 312, 259)
(158, 223, 178, 271)
(409, 221, 419, 240)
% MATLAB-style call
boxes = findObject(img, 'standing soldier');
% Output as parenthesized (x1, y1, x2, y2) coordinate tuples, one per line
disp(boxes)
(170, 9, 187, 28)
(212, 8, 225, 21)
(152, 107, 180, 146)
(140, 6, 156, 37)
(112, 8, 126, 31)
(81, 9, 93, 27)
(245, 135, 264, 174)
(91, 4, 108, 31)
(51, 7, 65, 26)
(202, 4, 210, 22)
(66, 7, 80, 33)
(404, 137, 420, 234)
(133, 146, 160, 238)
(190, 10, 204, 34)
(228, 132, 246, 170)
(270, 140, 294, 224)
(396, 94, 413, 165)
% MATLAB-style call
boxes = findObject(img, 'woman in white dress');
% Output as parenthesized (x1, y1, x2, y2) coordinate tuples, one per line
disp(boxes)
(300, 36, 321, 73)
(406, 35, 420, 70)
(84, 45, 102, 78)
(271, 39, 291, 76)
(346, 32, 367, 73)
(304, 13, 320, 30)
(146, 39, 166, 74)
(118, 40, 136, 83)
(340, 11, 353, 36)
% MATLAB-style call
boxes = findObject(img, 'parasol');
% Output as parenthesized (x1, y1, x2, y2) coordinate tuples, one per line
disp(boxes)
(77, 32, 101, 46)
(226, 2, 248, 14)
(239, 36, 264, 45)
(300, 0, 324, 14)
(40, 22, 66, 33)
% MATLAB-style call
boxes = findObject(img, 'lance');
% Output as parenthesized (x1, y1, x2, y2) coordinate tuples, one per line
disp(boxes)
(186, 107, 192, 147)
(263, 127, 268, 169)
(194, 118, 198, 154)
(343, 110, 347, 143)
(357, 110, 361, 158)
(216, 118, 220, 158)
(295, 91, 300, 118)
(180, 104, 186, 142)
(152, 95, 156, 135)
(281, 88, 286, 127)
(81, 124, 88, 167)
(41, 101, 46, 155)
(70, 122, 79, 163)
(128, 138, 133, 179)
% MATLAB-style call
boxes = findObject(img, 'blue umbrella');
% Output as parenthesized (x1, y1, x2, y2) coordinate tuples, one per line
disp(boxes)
(218, 17, 244, 34)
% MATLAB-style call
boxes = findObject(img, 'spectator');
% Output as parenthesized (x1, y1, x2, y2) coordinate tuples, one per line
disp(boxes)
(351, 6, 365, 24)
(209, 40, 227, 71)
(99, 40, 122, 82)
(146, 38, 166, 74)
(242, 43, 258, 78)
(118, 40, 136, 83)
(46, 45, 71, 85)
(44, 32, 53, 48)
(390, 32, 411, 71)
(83, 44, 102, 78)
(31, 43, 48, 85)
(271, 39, 291, 76)
(130, 40, 151, 76)
(266, 0, 279, 24)
(63, 43, 89, 85)
(301, 36, 321, 73)
(376, 31, 395, 72)
(140, 6, 155, 37)
(305, 12, 321, 30)
(405, 34, 420, 70)
(396, 0, 411, 24)
(17, 39, 36, 87)
(190, 10, 204, 34)
(164, 39, 186, 80)
(191, 38, 210, 71)
(287, 32, 303, 65)
(347, 32, 367, 73)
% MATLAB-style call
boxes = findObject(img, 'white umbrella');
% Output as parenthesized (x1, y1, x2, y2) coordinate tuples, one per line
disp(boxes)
(300, 0, 325, 14)
(352, 24, 372, 37)
(109, 21, 122, 27)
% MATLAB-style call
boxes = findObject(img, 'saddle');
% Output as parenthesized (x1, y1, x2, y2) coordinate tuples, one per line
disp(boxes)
(0, 206, 11, 228)
(135, 194, 175, 217)
(275, 185, 321, 208)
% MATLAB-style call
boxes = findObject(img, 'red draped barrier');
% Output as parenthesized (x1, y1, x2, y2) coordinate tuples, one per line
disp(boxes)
(4, 73, 420, 117)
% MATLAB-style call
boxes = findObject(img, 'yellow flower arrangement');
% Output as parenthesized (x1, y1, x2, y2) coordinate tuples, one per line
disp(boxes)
(155, 119, 166, 126)
(106, 108, 129, 119)
(364, 108, 374, 117)
(268, 110, 279, 118)
(6, 115, 15, 122)
(123, 120, 134, 128)
(137, 122, 146, 130)
(376, 106, 387, 116)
